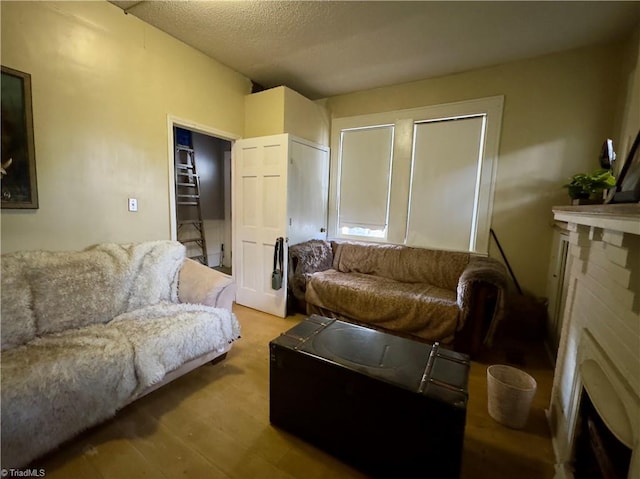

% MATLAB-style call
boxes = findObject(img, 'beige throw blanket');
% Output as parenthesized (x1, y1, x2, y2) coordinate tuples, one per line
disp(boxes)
(306, 270, 460, 343)
(1, 241, 185, 350)
(294, 240, 507, 346)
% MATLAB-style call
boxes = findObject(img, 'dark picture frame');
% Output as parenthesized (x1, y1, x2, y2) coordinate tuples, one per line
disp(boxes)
(1, 65, 38, 209)
(607, 130, 640, 204)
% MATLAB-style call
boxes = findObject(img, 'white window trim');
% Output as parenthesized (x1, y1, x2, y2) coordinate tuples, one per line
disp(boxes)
(329, 96, 504, 254)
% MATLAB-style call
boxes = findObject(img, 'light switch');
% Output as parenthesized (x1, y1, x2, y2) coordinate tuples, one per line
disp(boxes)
(128, 198, 138, 212)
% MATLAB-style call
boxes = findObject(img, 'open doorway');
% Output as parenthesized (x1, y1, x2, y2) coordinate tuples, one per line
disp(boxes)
(172, 126, 233, 275)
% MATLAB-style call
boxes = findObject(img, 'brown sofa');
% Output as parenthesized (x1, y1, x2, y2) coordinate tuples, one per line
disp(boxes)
(288, 240, 507, 356)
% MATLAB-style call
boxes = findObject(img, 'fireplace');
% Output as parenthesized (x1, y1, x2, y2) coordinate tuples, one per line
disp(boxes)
(548, 205, 640, 479)
(556, 330, 640, 479)
(573, 388, 632, 479)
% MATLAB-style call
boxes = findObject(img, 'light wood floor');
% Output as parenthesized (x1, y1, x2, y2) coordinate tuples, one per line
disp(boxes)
(36, 305, 556, 478)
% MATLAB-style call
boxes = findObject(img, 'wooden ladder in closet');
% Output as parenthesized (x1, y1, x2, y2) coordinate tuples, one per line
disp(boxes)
(175, 144, 208, 265)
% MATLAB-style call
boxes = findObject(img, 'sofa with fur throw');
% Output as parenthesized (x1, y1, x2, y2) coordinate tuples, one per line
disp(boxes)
(289, 240, 507, 356)
(0, 241, 240, 469)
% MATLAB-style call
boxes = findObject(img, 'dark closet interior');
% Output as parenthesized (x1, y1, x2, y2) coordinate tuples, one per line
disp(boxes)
(174, 127, 232, 273)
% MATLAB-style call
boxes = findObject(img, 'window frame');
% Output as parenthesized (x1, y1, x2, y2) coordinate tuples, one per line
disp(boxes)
(328, 96, 504, 254)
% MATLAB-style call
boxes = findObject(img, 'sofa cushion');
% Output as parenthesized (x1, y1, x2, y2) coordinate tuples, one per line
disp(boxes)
(306, 270, 460, 343)
(1, 255, 36, 350)
(332, 242, 470, 291)
(108, 303, 241, 393)
(120, 241, 185, 311)
(1, 241, 186, 338)
(24, 248, 133, 335)
(0, 325, 137, 468)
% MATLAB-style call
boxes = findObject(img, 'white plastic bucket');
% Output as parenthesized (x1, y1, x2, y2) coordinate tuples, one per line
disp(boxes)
(487, 364, 537, 429)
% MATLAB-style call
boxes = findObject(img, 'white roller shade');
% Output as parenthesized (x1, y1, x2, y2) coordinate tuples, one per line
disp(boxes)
(339, 126, 393, 230)
(407, 116, 484, 251)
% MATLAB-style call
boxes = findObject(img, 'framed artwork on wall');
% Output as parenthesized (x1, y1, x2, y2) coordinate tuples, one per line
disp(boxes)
(611, 130, 640, 203)
(605, 130, 640, 204)
(1, 65, 38, 209)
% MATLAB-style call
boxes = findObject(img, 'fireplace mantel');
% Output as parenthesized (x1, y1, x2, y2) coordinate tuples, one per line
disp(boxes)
(552, 204, 640, 235)
(548, 203, 639, 479)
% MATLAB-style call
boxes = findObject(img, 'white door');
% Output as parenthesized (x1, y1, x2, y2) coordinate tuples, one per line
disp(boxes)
(288, 138, 330, 246)
(233, 134, 288, 317)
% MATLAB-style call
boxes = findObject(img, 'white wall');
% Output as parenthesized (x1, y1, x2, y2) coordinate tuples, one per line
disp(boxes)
(326, 40, 632, 297)
(0, 1, 251, 253)
(203, 219, 225, 267)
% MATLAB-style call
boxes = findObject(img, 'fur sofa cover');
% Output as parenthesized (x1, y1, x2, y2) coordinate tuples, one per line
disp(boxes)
(289, 240, 507, 354)
(0, 241, 240, 469)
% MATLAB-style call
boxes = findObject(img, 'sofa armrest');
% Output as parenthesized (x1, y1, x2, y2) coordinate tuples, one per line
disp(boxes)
(288, 240, 334, 302)
(456, 256, 508, 349)
(454, 284, 499, 356)
(178, 258, 236, 311)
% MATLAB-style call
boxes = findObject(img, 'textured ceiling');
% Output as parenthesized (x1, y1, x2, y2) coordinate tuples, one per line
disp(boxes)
(110, 1, 640, 100)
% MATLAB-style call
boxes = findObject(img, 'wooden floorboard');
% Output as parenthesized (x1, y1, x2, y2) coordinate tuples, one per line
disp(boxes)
(35, 304, 556, 478)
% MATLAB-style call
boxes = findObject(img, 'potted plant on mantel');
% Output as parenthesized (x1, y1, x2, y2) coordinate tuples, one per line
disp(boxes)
(564, 168, 616, 205)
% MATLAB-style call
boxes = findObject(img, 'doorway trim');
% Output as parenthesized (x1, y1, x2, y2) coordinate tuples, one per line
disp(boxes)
(166, 115, 240, 241)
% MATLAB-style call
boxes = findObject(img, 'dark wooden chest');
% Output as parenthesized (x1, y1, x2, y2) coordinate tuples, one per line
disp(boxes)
(269, 315, 470, 478)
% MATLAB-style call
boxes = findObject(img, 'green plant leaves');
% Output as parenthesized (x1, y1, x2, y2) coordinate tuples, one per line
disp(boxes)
(563, 168, 616, 199)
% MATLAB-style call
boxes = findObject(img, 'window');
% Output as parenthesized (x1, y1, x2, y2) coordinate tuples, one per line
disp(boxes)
(329, 96, 503, 254)
(337, 126, 394, 239)
(407, 115, 485, 251)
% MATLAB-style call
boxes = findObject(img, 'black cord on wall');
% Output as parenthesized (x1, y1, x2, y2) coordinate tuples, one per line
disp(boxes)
(490, 228, 523, 295)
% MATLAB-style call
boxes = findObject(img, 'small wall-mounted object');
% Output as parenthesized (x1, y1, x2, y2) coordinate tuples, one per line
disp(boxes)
(607, 130, 640, 204)
(128, 198, 138, 212)
(599, 138, 616, 169)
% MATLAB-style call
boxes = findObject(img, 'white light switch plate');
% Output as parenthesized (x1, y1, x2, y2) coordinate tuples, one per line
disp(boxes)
(128, 198, 138, 212)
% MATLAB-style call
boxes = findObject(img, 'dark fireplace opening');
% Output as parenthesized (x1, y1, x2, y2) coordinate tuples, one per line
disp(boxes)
(573, 388, 632, 479)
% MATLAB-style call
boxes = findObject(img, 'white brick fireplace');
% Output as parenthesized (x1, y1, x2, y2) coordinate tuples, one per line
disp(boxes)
(548, 204, 640, 479)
